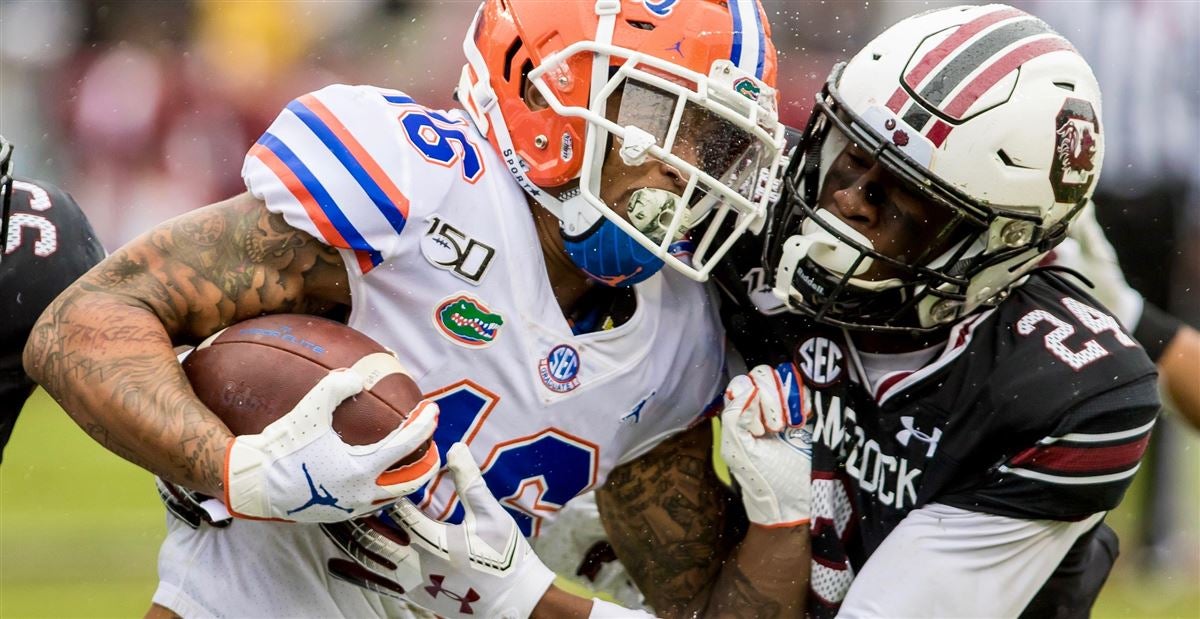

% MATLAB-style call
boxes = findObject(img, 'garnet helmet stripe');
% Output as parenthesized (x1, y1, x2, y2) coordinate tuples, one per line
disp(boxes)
(884, 6, 1025, 114)
(900, 16, 1055, 131)
(927, 36, 1078, 146)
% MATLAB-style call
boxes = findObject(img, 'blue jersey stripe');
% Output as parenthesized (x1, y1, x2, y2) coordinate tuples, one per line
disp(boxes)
(286, 99, 408, 236)
(382, 93, 459, 125)
(257, 132, 383, 266)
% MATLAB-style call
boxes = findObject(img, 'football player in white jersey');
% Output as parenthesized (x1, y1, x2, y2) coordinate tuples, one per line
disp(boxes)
(22, 1, 807, 617)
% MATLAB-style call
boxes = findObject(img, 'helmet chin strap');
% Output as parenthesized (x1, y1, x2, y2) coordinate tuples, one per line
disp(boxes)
(773, 210, 902, 303)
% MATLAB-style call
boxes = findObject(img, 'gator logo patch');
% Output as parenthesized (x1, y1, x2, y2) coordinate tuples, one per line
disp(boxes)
(433, 294, 504, 348)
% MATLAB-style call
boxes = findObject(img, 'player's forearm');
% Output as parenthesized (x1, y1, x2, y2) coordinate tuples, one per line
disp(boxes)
(700, 524, 810, 617)
(23, 286, 231, 496)
(1160, 325, 1200, 429)
(531, 585, 593, 619)
(597, 421, 749, 617)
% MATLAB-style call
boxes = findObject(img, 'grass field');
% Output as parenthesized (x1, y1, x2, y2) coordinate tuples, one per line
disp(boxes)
(2, 389, 1198, 618)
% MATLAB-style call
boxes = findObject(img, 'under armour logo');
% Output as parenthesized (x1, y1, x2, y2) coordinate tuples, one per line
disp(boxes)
(287, 462, 352, 515)
(895, 416, 942, 458)
(425, 574, 481, 614)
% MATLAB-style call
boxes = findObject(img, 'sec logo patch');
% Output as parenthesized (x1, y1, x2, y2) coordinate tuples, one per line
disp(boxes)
(796, 336, 844, 386)
(538, 344, 581, 393)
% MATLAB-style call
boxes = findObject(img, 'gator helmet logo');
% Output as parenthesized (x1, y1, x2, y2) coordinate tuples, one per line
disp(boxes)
(434, 294, 504, 348)
(538, 344, 581, 393)
(733, 77, 761, 102)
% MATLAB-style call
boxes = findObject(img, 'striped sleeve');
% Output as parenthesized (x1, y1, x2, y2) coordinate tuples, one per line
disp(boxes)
(242, 84, 434, 274)
(941, 375, 1159, 520)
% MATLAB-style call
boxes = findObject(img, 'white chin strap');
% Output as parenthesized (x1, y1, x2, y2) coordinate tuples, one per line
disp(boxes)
(772, 210, 902, 303)
(560, 191, 602, 237)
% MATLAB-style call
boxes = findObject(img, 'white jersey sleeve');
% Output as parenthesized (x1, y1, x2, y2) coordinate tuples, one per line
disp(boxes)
(838, 503, 1104, 619)
(241, 84, 468, 274)
(1056, 200, 1144, 330)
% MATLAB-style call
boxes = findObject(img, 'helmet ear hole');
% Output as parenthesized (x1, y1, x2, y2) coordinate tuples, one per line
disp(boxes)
(523, 71, 550, 112)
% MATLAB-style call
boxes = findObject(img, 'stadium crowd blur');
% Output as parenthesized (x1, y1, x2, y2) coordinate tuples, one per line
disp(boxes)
(2, 0, 1196, 570)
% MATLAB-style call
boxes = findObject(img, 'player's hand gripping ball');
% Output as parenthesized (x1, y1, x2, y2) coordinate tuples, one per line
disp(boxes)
(183, 314, 440, 522)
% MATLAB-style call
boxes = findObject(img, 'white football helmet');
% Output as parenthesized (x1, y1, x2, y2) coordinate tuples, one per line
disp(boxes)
(766, 4, 1104, 331)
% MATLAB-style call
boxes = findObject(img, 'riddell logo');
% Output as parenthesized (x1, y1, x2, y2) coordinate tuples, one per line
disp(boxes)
(425, 575, 480, 614)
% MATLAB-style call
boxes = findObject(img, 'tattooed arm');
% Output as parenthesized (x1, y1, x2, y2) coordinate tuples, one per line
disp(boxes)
(22, 193, 349, 496)
(596, 422, 810, 618)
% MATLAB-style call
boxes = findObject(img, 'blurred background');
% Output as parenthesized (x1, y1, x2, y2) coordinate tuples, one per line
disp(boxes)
(1, 1, 1197, 617)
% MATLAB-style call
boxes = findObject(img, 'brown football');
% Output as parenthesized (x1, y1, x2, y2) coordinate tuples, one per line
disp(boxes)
(183, 314, 427, 455)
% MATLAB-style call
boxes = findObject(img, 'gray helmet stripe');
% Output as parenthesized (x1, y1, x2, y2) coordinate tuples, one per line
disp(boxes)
(900, 17, 1054, 130)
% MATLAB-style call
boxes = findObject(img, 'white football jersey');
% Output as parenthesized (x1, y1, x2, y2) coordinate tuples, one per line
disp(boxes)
(153, 84, 725, 618)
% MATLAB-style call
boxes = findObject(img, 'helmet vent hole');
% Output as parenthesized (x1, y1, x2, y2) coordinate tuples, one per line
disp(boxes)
(996, 149, 1034, 170)
(503, 38, 523, 83)
(1053, 81, 1076, 92)
(518, 58, 535, 100)
(872, 53, 882, 61)
(627, 20, 656, 31)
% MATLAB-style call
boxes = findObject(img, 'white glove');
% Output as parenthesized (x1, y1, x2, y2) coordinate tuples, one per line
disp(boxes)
(224, 368, 441, 522)
(323, 443, 558, 618)
(721, 363, 812, 528)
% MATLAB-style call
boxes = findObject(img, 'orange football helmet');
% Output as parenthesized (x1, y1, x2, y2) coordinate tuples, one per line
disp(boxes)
(458, 0, 785, 281)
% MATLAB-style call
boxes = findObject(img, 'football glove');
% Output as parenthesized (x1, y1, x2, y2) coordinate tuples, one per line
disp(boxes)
(322, 443, 558, 618)
(224, 368, 441, 522)
(721, 363, 812, 528)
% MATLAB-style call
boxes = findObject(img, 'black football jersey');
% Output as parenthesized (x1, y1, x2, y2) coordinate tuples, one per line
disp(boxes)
(1, 177, 104, 460)
(714, 250, 1160, 617)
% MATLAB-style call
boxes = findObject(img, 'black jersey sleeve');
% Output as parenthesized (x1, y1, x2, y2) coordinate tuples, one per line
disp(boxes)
(937, 274, 1161, 520)
(940, 375, 1159, 520)
(0, 177, 104, 460)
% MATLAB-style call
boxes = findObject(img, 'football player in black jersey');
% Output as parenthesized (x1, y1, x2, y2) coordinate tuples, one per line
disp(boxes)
(703, 5, 1161, 618)
(0, 136, 105, 462)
